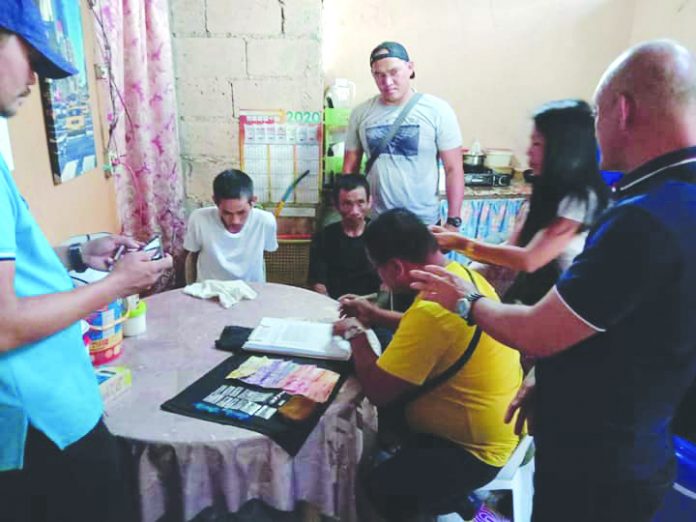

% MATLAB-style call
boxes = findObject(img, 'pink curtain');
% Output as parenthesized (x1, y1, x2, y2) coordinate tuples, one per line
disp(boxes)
(90, 0, 185, 287)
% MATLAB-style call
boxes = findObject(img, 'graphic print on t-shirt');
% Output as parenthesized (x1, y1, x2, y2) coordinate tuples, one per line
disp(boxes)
(366, 124, 420, 158)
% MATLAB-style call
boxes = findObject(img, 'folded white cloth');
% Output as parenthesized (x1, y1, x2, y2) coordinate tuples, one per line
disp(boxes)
(183, 280, 258, 308)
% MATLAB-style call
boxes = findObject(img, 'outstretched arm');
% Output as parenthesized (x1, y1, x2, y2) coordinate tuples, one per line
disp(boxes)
(410, 265, 597, 357)
(432, 216, 582, 272)
(0, 251, 172, 352)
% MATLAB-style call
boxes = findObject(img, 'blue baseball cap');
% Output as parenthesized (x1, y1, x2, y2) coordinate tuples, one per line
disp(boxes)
(0, 0, 77, 79)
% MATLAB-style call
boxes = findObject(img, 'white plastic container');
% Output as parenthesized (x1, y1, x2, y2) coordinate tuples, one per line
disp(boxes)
(325, 78, 356, 108)
(123, 300, 147, 337)
(485, 148, 514, 168)
(125, 293, 140, 311)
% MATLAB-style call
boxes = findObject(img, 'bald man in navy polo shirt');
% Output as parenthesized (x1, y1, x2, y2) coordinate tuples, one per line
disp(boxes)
(412, 39, 696, 522)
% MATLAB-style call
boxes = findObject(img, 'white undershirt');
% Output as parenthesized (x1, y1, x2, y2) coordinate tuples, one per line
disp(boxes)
(183, 206, 278, 282)
(555, 191, 598, 270)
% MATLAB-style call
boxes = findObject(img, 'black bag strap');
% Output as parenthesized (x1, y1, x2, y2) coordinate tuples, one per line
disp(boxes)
(391, 265, 482, 407)
(364, 92, 423, 175)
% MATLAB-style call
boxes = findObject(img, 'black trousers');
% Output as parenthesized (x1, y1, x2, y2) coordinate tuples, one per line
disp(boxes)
(532, 462, 676, 522)
(364, 433, 500, 521)
(0, 420, 126, 522)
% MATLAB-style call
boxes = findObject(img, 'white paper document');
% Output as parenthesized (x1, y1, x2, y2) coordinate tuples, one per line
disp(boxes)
(242, 317, 351, 361)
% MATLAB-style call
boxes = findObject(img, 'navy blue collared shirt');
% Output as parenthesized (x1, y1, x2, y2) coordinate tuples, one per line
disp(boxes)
(537, 146, 696, 481)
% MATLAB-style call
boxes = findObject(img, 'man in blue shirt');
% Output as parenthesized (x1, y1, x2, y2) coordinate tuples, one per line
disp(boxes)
(411, 39, 696, 522)
(0, 2, 172, 521)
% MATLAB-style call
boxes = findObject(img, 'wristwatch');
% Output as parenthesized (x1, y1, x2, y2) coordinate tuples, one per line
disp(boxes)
(446, 216, 462, 228)
(456, 292, 485, 326)
(68, 243, 88, 273)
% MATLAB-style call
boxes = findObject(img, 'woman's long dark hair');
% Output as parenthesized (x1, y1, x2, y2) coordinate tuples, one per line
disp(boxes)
(518, 99, 610, 246)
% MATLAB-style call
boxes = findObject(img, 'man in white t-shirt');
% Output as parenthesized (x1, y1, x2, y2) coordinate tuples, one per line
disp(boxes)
(184, 169, 278, 283)
(342, 41, 465, 229)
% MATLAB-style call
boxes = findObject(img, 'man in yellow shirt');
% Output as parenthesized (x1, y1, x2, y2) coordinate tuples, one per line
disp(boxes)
(335, 208, 523, 521)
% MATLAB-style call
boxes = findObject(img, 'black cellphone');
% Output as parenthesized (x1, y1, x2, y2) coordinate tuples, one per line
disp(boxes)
(141, 234, 164, 260)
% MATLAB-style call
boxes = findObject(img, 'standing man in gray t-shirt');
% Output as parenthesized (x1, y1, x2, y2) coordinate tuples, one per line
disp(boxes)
(342, 42, 464, 228)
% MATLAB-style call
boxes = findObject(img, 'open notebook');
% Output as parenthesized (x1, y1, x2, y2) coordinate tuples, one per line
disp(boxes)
(242, 318, 352, 361)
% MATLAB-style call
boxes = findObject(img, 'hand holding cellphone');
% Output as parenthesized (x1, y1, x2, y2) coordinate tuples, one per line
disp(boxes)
(111, 235, 163, 269)
(141, 234, 164, 260)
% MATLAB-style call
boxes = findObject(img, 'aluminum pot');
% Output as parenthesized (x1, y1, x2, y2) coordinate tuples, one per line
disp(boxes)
(463, 152, 486, 168)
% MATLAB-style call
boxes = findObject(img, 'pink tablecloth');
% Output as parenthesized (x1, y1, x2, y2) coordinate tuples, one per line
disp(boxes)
(105, 283, 377, 522)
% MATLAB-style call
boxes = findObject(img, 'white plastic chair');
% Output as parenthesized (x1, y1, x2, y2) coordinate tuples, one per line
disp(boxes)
(437, 435, 535, 522)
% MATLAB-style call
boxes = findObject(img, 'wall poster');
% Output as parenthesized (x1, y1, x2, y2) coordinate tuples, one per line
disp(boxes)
(36, 0, 97, 184)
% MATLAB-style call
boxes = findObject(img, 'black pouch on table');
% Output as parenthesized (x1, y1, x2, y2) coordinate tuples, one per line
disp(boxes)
(215, 325, 254, 352)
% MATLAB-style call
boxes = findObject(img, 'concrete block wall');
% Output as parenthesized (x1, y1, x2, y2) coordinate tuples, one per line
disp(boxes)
(169, 0, 323, 208)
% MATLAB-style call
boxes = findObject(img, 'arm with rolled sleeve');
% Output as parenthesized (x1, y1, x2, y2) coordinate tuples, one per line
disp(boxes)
(469, 205, 678, 356)
(0, 169, 170, 352)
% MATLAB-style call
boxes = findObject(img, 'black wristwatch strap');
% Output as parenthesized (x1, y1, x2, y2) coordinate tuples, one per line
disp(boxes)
(446, 216, 462, 227)
(465, 292, 485, 326)
(68, 243, 88, 272)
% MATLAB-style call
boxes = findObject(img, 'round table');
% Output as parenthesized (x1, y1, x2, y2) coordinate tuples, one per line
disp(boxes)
(105, 283, 377, 522)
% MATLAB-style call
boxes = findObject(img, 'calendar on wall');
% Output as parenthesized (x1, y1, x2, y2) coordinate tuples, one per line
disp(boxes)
(239, 110, 322, 205)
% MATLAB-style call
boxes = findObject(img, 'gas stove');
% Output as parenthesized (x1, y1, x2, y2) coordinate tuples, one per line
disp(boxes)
(463, 166, 512, 187)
